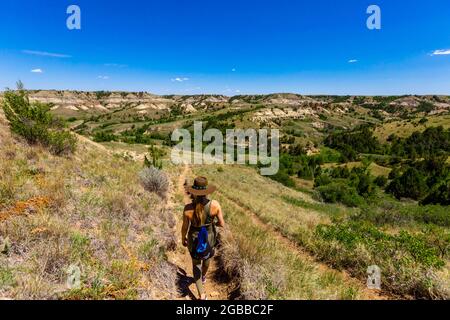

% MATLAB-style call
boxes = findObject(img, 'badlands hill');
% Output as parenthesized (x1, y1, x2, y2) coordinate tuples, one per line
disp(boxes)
(1, 90, 448, 121)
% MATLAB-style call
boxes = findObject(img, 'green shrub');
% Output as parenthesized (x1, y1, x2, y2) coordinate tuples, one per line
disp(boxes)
(422, 226, 450, 259)
(316, 182, 365, 207)
(48, 130, 77, 155)
(0, 266, 16, 289)
(386, 167, 429, 200)
(268, 171, 295, 188)
(421, 181, 450, 206)
(324, 125, 381, 156)
(93, 131, 117, 142)
(1, 82, 77, 155)
(144, 144, 165, 169)
(374, 175, 388, 187)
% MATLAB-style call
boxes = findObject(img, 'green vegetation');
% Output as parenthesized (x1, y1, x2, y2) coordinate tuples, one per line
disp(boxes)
(313, 221, 447, 297)
(255, 119, 449, 298)
(324, 125, 382, 161)
(386, 157, 449, 203)
(2, 89, 448, 300)
(196, 164, 450, 299)
(0, 121, 177, 299)
(144, 144, 166, 169)
(389, 126, 449, 159)
(1, 82, 77, 155)
(93, 130, 118, 142)
(0, 266, 16, 289)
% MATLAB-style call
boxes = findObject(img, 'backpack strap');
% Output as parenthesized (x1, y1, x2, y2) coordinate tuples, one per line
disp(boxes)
(204, 200, 213, 226)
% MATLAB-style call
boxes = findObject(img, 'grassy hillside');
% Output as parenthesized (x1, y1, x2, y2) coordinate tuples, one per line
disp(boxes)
(186, 164, 385, 300)
(1, 88, 449, 300)
(374, 115, 450, 142)
(192, 164, 449, 299)
(0, 111, 178, 299)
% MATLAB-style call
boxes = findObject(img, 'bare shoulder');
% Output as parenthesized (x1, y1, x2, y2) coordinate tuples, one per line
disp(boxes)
(184, 203, 194, 217)
(210, 200, 222, 215)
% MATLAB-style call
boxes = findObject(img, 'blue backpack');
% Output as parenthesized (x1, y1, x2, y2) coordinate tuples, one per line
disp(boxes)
(196, 226, 209, 254)
(192, 225, 214, 260)
(191, 202, 216, 260)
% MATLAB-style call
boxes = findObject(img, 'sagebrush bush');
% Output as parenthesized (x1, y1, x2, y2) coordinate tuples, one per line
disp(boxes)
(1, 82, 77, 156)
(139, 167, 169, 199)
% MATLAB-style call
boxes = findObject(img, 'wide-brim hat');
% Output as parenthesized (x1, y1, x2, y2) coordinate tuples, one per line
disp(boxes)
(187, 176, 217, 196)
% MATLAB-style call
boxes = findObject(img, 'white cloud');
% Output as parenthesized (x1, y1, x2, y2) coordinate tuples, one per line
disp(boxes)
(98, 75, 109, 80)
(22, 50, 71, 58)
(431, 49, 450, 56)
(31, 69, 43, 73)
(171, 77, 190, 82)
(348, 59, 358, 63)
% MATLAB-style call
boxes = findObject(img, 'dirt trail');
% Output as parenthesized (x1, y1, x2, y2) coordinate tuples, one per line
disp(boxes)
(215, 190, 391, 300)
(168, 165, 232, 300)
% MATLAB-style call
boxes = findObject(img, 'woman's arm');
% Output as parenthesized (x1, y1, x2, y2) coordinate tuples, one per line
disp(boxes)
(213, 201, 225, 228)
(181, 209, 190, 247)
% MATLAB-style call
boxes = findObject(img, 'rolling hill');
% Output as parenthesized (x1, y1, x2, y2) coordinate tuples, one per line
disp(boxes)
(1, 89, 449, 300)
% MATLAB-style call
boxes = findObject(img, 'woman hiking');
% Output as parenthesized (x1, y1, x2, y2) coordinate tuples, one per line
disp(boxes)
(181, 177, 225, 300)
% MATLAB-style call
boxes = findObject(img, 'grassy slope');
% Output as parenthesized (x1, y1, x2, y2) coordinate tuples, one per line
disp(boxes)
(322, 162, 392, 177)
(374, 115, 450, 142)
(0, 114, 178, 299)
(192, 164, 449, 299)
(189, 164, 380, 300)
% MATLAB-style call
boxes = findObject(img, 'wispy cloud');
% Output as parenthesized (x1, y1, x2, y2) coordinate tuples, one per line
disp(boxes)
(98, 75, 109, 80)
(431, 49, 450, 56)
(22, 50, 72, 58)
(104, 63, 128, 68)
(348, 59, 358, 63)
(171, 77, 190, 82)
(183, 87, 202, 92)
(31, 68, 43, 73)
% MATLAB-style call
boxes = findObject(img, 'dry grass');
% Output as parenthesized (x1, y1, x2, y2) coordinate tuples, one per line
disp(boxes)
(185, 165, 369, 300)
(0, 119, 178, 300)
(374, 115, 450, 142)
(191, 164, 448, 299)
(196, 165, 329, 234)
(322, 162, 392, 178)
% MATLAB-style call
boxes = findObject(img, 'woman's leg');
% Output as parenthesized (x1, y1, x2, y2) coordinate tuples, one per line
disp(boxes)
(192, 258, 206, 299)
(202, 257, 211, 279)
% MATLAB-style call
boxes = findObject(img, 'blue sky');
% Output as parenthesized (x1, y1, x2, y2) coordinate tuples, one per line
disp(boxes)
(0, 0, 449, 95)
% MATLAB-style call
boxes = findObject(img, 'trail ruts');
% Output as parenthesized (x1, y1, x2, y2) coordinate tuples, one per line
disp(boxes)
(215, 190, 391, 300)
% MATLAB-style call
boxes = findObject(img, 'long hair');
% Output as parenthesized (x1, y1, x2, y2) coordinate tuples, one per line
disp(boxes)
(192, 195, 207, 226)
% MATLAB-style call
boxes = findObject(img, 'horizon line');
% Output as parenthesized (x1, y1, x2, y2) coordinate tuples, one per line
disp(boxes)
(0, 88, 449, 98)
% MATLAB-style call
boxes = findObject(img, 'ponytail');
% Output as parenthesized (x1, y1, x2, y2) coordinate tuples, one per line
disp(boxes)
(193, 196, 207, 226)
